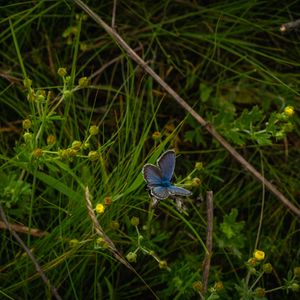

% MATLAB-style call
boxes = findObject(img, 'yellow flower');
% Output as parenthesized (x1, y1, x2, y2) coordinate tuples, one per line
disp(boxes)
(95, 203, 105, 214)
(253, 249, 265, 261)
(284, 106, 295, 117)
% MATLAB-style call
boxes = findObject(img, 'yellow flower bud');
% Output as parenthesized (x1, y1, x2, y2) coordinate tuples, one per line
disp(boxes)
(95, 203, 105, 214)
(22, 119, 32, 129)
(158, 260, 168, 269)
(78, 76, 89, 87)
(88, 151, 99, 161)
(47, 135, 56, 145)
(89, 125, 99, 136)
(57, 67, 67, 77)
(71, 140, 82, 150)
(32, 148, 43, 158)
(253, 249, 265, 261)
(284, 105, 295, 117)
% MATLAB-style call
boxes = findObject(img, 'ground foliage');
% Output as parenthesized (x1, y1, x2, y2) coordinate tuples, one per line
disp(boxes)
(0, 0, 300, 299)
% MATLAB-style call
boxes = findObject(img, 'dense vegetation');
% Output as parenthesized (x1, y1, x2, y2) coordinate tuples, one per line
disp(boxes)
(1, 1, 300, 299)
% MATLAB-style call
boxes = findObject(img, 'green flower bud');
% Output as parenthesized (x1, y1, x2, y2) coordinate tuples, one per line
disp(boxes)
(22, 119, 32, 129)
(57, 67, 67, 77)
(72, 140, 82, 150)
(294, 267, 300, 278)
(254, 287, 265, 298)
(69, 239, 79, 247)
(88, 151, 99, 161)
(130, 217, 140, 226)
(290, 283, 299, 292)
(159, 260, 168, 269)
(78, 76, 89, 87)
(89, 125, 99, 136)
(23, 78, 32, 88)
(263, 263, 273, 274)
(47, 135, 56, 145)
(192, 281, 204, 292)
(96, 237, 108, 249)
(32, 148, 43, 158)
(214, 281, 224, 291)
(126, 252, 137, 263)
(195, 162, 203, 170)
(23, 132, 33, 143)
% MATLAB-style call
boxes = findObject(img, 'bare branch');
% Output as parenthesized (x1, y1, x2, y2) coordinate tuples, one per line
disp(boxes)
(0, 206, 62, 300)
(202, 191, 214, 293)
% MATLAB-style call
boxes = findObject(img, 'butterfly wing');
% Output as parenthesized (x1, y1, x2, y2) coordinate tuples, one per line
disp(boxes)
(157, 150, 176, 181)
(142, 164, 163, 187)
(167, 185, 192, 197)
(150, 186, 170, 200)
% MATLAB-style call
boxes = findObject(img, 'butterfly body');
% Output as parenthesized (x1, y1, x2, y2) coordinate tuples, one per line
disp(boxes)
(142, 150, 192, 200)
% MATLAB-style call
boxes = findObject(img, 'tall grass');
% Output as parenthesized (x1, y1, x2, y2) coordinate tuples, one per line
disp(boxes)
(1, 1, 300, 299)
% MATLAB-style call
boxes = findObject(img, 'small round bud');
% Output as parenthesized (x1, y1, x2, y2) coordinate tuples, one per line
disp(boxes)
(214, 281, 224, 291)
(283, 122, 294, 133)
(59, 149, 69, 159)
(69, 239, 79, 247)
(36, 94, 45, 102)
(195, 162, 203, 170)
(47, 135, 56, 145)
(96, 237, 108, 249)
(88, 151, 99, 161)
(152, 131, 162, 140)
(78, 76, 89, 87)
(63, 90, 72, 98)
(294, 267, 300, 278)
(23, 78, 32, 88)
(22, 119, 32, 129)
(247, 257, 258, 267)
(23, 132, 33, 143)
(83, 142, 90, 149)
(110, 220, 120, 230)
(158, 260, 168, 269)
(32, 148, 43, 158)
(130, 217, 140, 226)
(126, 252, 137, 263)
(192, 177, 201, 187)
(284, 106, 295, 117)
(67, 148, 77, 157)
(290, 283, 300, 292)
(72, 140, 82, 150)
(263, 263, 273, 274)
(192, 281, 204, 292)
(95, 203, 105, 214)
(80, 43, 88, 51)
(89, 125, 99, 136)
(104, 196, 111, 205)
(254, 287, 265, 297)
(27, 91, 36, 102)
(57, 67, 67, 77)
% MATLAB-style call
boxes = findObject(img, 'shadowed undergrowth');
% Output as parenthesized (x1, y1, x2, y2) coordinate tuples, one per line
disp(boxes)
(0, 1, 300, 299)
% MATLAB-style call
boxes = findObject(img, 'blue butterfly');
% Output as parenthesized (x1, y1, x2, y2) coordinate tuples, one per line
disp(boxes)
(142, 150, 192, 200)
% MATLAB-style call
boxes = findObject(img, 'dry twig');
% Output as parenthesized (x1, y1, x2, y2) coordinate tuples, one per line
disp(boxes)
(202, 191, 214, 293)
(0, 205, 62, 300)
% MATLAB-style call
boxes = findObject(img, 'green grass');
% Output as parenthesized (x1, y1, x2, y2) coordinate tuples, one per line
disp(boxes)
(1, 1, 300, 299)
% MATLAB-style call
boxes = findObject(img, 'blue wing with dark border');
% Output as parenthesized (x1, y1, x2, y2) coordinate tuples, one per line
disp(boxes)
(142, 164, 163, 187)
(157, 150, 176, 181)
